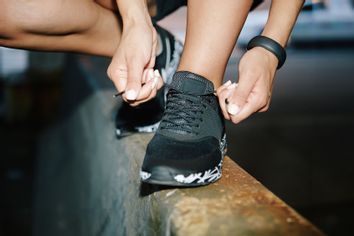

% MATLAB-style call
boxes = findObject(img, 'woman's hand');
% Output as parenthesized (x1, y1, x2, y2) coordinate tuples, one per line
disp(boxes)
(107, 21, 163, 106)
(217, 47, 278, 124)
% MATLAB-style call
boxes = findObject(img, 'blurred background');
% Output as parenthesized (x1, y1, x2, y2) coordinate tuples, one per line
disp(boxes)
(1, 0, 353, 235)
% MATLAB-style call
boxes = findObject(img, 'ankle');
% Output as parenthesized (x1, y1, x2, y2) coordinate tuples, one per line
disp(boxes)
(175, 68, 223, 88)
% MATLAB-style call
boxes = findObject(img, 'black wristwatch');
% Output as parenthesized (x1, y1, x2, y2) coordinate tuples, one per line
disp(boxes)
(247, 35, 287, 69)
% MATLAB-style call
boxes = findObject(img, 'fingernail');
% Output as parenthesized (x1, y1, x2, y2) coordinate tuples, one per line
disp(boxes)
(227, 103, 240, 115)
(154, 69, 161, 77)
(227, 83, 237, 90)
(224, 80, 232, 86)
(125, 89, 137, 100)
(151, 77, 158, 89)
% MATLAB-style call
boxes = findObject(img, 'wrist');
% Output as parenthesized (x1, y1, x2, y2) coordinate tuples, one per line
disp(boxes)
(254, 47, 278, 69)
(118, 0, 151, 27)
(123, 16, 152, 30)
(247, 35, 287, 69)
(260, 31, 287, 48)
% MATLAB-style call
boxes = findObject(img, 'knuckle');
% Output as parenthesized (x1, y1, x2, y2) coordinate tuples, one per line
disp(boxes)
(152, 32, 158, 45)
(106, 68, 113, 80)
(150, 90, 157, 98)
(259, 96, 268, 107)
(130, 103, 139, 107)
(140, 93, 150, 101)
(233, 92, 247, 102)
(217, 92, 226, 101)
(260, 105, 269, 113)
(230, 116, 241, 125)
(222, 111, 230, 120)
(157, 82, 164, 90)
(125, 82, 138, 89)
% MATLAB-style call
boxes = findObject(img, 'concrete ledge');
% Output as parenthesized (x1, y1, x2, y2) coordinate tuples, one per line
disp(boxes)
(34, 55, 323, 235)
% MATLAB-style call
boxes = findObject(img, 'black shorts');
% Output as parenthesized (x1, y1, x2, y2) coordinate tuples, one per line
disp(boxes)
(152, 0, 264, 22)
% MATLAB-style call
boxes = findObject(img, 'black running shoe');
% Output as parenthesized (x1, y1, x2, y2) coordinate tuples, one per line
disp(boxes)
(140, 71, 227, 186)
(115, 25, 183, 138)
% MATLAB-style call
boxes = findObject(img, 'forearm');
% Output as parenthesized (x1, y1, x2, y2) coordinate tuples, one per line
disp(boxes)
(262, 0, 305, 47)
(116, 0, 151, 26)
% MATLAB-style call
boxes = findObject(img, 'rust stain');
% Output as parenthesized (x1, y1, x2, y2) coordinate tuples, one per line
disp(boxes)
(161, 156, 324, 235)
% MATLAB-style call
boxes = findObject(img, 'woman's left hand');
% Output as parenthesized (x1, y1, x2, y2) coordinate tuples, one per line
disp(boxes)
(217, 46, 279, 124)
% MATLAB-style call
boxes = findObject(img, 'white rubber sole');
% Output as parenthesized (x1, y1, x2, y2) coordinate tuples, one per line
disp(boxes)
(140, 134, 227, 187)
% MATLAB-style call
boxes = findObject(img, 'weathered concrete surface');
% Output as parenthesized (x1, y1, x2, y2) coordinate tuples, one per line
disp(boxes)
(33, 55, 323, 236)
(139, 156, 325, 236)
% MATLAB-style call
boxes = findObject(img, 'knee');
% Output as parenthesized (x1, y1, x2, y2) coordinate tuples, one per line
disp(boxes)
(0, 0, 71, 38)
(0, 1, 17, 40)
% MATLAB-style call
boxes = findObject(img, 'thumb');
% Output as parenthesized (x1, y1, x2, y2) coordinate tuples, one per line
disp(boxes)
(107, 55, 128, 94)
(147, 27, 157, 69)
(124, 57, 144, 101)
(227, 74, 256, 115)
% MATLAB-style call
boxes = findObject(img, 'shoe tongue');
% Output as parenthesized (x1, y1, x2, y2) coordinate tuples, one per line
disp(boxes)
(169, 71, 214, 95)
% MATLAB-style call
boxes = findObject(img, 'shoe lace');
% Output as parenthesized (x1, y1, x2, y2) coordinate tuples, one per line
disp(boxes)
(160, 89, 213, 135)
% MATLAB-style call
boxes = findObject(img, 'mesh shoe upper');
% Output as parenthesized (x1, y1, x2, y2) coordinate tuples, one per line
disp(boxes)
(157, 71, 223, 140)
(141, 71, 226, 185)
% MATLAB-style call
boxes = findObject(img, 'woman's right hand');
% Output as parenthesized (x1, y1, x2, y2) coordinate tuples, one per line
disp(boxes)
(107, 20, 163, 106)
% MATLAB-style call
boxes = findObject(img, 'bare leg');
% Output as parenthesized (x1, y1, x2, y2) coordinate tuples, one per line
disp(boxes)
(177, 0, 253, 87)
(0, 0, 161, 57)
(96, 0, 157, 16)
(0, 0, 122, 57)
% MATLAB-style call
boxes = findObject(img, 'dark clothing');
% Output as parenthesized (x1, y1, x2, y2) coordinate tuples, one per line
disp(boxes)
(153, 0, 264, 22)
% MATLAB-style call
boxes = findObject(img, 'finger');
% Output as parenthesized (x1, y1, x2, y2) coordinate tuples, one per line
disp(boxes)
(130, 76, 159, 106)
(107, 57, 128, 94)
(216, 82, 236, 120)
(259, 87, 273, 112)
(130, 86, 158, 106)
(147, 37, 157, 69)
(147, 27, 158, 69)
(229, 95, 259, 124)
(124, 57, 145, 101)
(230, 88, 270, 124)
(218, 83, 237, 120)
(134, 70, 157, 101)
(142, 69, 149, 84)
(154, 70, 164, 90)
(259, 104, 269, 112)
(145, 68, 155, 83)
(216, 80, 232, 94)
(133, 70, 162, 104)
(258, 94, 271, 112)
(114, 69, 151, 103)
(227, 73, 258, 116)
(216, 80, 236, 97)
(134, 70, 162, 105)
